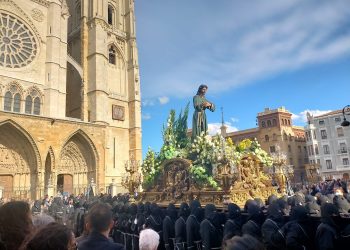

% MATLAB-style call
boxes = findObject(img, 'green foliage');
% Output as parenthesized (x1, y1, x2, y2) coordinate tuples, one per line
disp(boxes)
(142, 105, 273, 190)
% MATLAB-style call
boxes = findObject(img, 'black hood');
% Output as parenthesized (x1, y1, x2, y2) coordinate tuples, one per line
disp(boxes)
(321, 203, 339, 227)
(306, 201, 320, 216)
(227, 203, 241, 220)
(179, 202, 190, 218)
(190, 200, 201, 214)
(333, 196, 350, 213)
(129, 203, 137, 216)
(204, 203, 216, 219)
(290, 205, 308, 223)
(267, 202, 284, 224)
(166, 203, 178, 221)
(267, 194, 278, 206)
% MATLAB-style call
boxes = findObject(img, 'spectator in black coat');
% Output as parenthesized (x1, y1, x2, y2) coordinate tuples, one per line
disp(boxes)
(163, 203, 177, 250)
(282, 205, 314, 250)
(175, 202, 190, 250)
(78, 202, 124, 250)
(223, 203, 243, 240)
(186, 200, 203, 250)
(315, 203, 340, 250)
(261, 202, 286, 250)
(200, 204, 223, 250)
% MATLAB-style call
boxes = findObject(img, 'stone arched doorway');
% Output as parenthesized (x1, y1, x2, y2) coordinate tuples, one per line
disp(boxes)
(0, 121, 40, 199)
(57, 131, 97, 195)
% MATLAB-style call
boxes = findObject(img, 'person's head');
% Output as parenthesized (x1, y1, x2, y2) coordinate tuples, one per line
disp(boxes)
(139, 229, 159, 250)
(222, 234, 264, 250)
(87, 202, 113, 233)
(32, 214, 55, 229)
(20, 222, 75, 250)
(0, 201, 33, 250)
(196, 84, 208, 96)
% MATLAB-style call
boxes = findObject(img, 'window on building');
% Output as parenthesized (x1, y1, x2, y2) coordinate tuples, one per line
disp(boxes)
(315, 144, 319, 155)
(273, 119, 277, 126)
(323, 145, 330, 154)
(304, 146, 307, 157)
(317, 159, 320, 165)
(4, 91, 12, 111)
(289, 157, 293, 165)
(273, 133, 277, 141)
(109, 46, 116, 64)
(13, 93, 21, 112)
(340, 142, 347, 153)
(25, 95, 32, 114)
(337, 127, 344, 137)
(319, 120, 325, 125)
(33, 97, 40, 115)
(288, 145, 291, 152)
(267, 120, 272, 127)
(270, 146, 276, 153)
(335, 117, 341, 122)
(298, 158, 302, 166)
(320, 130, 327, 139)
(281, 119, 285, 125)
(265, 135, 269, 142)
(343, 158, 349, 166)
(288, 120, 291, 126)
(298, 146, 302, 153)
(283, 133, 288, 141)
(261, 121, 266, 128)
(326, 160, 332, 169)
(108, 5, 114, 25)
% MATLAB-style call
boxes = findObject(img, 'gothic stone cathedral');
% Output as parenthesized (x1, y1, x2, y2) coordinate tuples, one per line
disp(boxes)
(0, 0, 142, 199)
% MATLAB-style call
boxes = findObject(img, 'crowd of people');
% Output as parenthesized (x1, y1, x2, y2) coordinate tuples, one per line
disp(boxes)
(0, 187, 350, 250)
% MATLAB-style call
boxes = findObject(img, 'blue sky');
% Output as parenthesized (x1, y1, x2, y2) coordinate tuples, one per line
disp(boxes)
(134, 0, 350, 157)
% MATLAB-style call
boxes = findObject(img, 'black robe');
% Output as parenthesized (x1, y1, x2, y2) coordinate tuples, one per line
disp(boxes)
(175, 216, 187, 250)
(163, 215, 176, 250)
(261, 203, 286, 250)
(186, 214, 202, 249)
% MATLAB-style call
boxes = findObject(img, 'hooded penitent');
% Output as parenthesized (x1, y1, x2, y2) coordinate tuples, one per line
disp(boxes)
(200, 204, 222, 250)
(186, 200, 203, 250)
(224, 203, 242, 239)
(333, 195, 350, 214)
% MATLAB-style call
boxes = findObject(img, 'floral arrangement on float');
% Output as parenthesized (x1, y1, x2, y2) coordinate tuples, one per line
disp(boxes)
(141, 104, 273, 191)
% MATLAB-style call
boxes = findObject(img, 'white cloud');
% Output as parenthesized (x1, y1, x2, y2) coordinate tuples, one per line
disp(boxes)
(142, 113, 151, 120)
(139, 0, 350, 98)
(158, 96, 170, 105)
(142, 99, 155, 107)
(230, 117, 239, 123)
(292, 109, 332, 123)
(208, 122, 238, 136)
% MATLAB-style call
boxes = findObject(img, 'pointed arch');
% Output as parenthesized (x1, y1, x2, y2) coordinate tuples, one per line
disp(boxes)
(0, 119, 41, 199)
(107, 42, 126, 64)
(58, 129, 98, 194)
(0, 119, 41, 170)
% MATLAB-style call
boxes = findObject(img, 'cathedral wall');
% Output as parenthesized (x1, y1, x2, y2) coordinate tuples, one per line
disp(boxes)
(0, 0, 48, 87)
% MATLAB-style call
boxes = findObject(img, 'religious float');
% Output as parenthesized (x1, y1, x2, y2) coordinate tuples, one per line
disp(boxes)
(124, 105, 292, 207)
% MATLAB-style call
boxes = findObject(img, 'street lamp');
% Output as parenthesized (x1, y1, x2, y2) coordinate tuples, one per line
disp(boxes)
(341, 105, 350, 127)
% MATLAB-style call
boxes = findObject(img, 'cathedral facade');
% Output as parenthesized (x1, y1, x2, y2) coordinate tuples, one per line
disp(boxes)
(0, 0, 142, 199)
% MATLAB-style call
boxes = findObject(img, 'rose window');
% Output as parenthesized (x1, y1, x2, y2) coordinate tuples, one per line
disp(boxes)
(0, 12, 38, 68)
